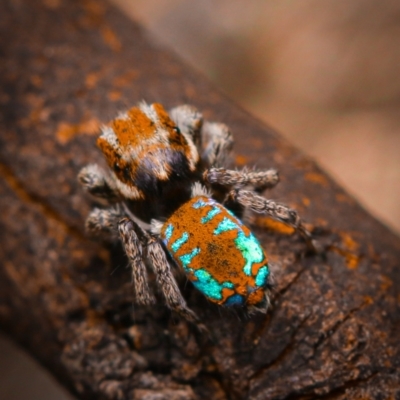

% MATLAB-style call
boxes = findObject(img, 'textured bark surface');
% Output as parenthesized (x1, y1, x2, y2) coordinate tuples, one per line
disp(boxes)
(1, 0, 399, 399)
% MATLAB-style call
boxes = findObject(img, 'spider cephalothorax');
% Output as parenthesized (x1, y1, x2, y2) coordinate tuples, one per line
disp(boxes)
(98, 103, 199, 198)
(78, 102, 314, 325)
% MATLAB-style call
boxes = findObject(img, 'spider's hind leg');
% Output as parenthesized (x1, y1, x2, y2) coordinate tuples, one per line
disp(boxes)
(147, 236, 203, 326)
(118, 218, 156, 305)
(228, 189, 318, 252)
(122, 217, 204, 327)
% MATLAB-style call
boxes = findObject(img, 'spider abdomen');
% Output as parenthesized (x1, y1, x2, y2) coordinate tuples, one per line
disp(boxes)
(161, 196, 270, 308)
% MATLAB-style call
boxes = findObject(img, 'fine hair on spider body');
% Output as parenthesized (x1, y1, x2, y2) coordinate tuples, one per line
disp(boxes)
(78, 101, 315, 326)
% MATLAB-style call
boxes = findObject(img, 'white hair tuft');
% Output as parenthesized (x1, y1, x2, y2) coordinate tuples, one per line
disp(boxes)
(191, 182, 211, 198)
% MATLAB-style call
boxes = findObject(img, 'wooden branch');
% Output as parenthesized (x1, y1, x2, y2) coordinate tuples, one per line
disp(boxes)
(1, 0, 399, 399)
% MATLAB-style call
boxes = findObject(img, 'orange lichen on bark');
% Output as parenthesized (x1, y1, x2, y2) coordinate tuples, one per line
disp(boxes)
(364, 296, 374, 305)
(251, 216, 296, 235)
(112, 70, 140, 87)
(332, 231, 362, 269)
(0, 162, 86, 243)
(100, 26, 121, 52)
(344, 252, 360, 269)
(336, 193, 355, 204)
(85, 71, 103, 89)
(305, 172, 329, 186)
(235, 154, 249, 166)
(340, 232, 359, 252)
(108, 91, 122, 101)
(56, 118, 100, 144)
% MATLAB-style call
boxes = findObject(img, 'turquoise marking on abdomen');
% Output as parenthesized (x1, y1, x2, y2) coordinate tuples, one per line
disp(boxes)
(192, 269, 234, 301)
(201, 206, 221, 223)
(255, 265, 269, 286)
(235, 231, 265, 276)
(193, 199, 207, 209)
(214, 216, 266, 277)
(164, 223, 174, 243)
(179, 247, 200, 272)
(193, 197, 218, 209)
(214, 217, 238, 235)
(171, 232, 189, 252)
(176, 243, 235, 302)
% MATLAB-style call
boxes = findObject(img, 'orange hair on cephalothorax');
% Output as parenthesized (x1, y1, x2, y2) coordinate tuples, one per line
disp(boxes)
(96, 103, 200, 202)
(153, 103, 197, 166)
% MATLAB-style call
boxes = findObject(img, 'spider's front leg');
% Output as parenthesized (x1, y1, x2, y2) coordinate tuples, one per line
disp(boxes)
(228, 189, 318, 252)
(85, 205, 125, 240)
(204, 167, 279, 218)
(78, 163, 120, 204)
(204, 167, 279, 191)
(169, 104, 203, 148)
(201, 121, 233, 167)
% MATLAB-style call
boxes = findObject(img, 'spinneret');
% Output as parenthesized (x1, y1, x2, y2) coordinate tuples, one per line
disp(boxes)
(78, 102, 315, 325)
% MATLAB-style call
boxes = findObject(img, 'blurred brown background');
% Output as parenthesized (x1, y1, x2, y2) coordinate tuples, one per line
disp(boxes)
(2, 1, 399, 399)
(119, 0, 400, 235)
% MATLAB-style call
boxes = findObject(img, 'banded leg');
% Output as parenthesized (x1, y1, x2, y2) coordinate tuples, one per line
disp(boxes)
(147, 238, 202, 325)
(201, 122, 233, 167)
(229, 189, 317, 251)
(204, 167, 279, 191)
(85, 205, 125, 239)
(169, 104, 203, 148)
(78, 164, 120, 204)
(118, 218, 155, 305)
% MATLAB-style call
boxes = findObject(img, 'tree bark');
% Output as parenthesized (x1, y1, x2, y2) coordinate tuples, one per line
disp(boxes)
(0, 0, 399, 399)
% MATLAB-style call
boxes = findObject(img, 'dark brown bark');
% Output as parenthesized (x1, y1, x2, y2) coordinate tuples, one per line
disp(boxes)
(0, 0, 399, 399)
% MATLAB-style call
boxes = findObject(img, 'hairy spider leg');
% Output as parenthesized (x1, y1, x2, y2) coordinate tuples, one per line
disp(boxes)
(118, 218, 155, 305)
(201, 121, 233, 167)
(146, 237, 207, 331)
(119, 215, 204, 327)
(85, 206, 125, 239)
(78, 164, 120, 204)
(228, 189, 317, 251)
(204, 167, 279, 191)
(169, 104, 203, 149)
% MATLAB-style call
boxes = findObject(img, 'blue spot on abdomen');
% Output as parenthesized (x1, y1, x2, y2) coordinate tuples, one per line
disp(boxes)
(225, 294, 245, 306)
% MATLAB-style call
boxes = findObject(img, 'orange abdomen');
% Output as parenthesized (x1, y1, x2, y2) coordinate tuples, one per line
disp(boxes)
(161, 196, 270, 307)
